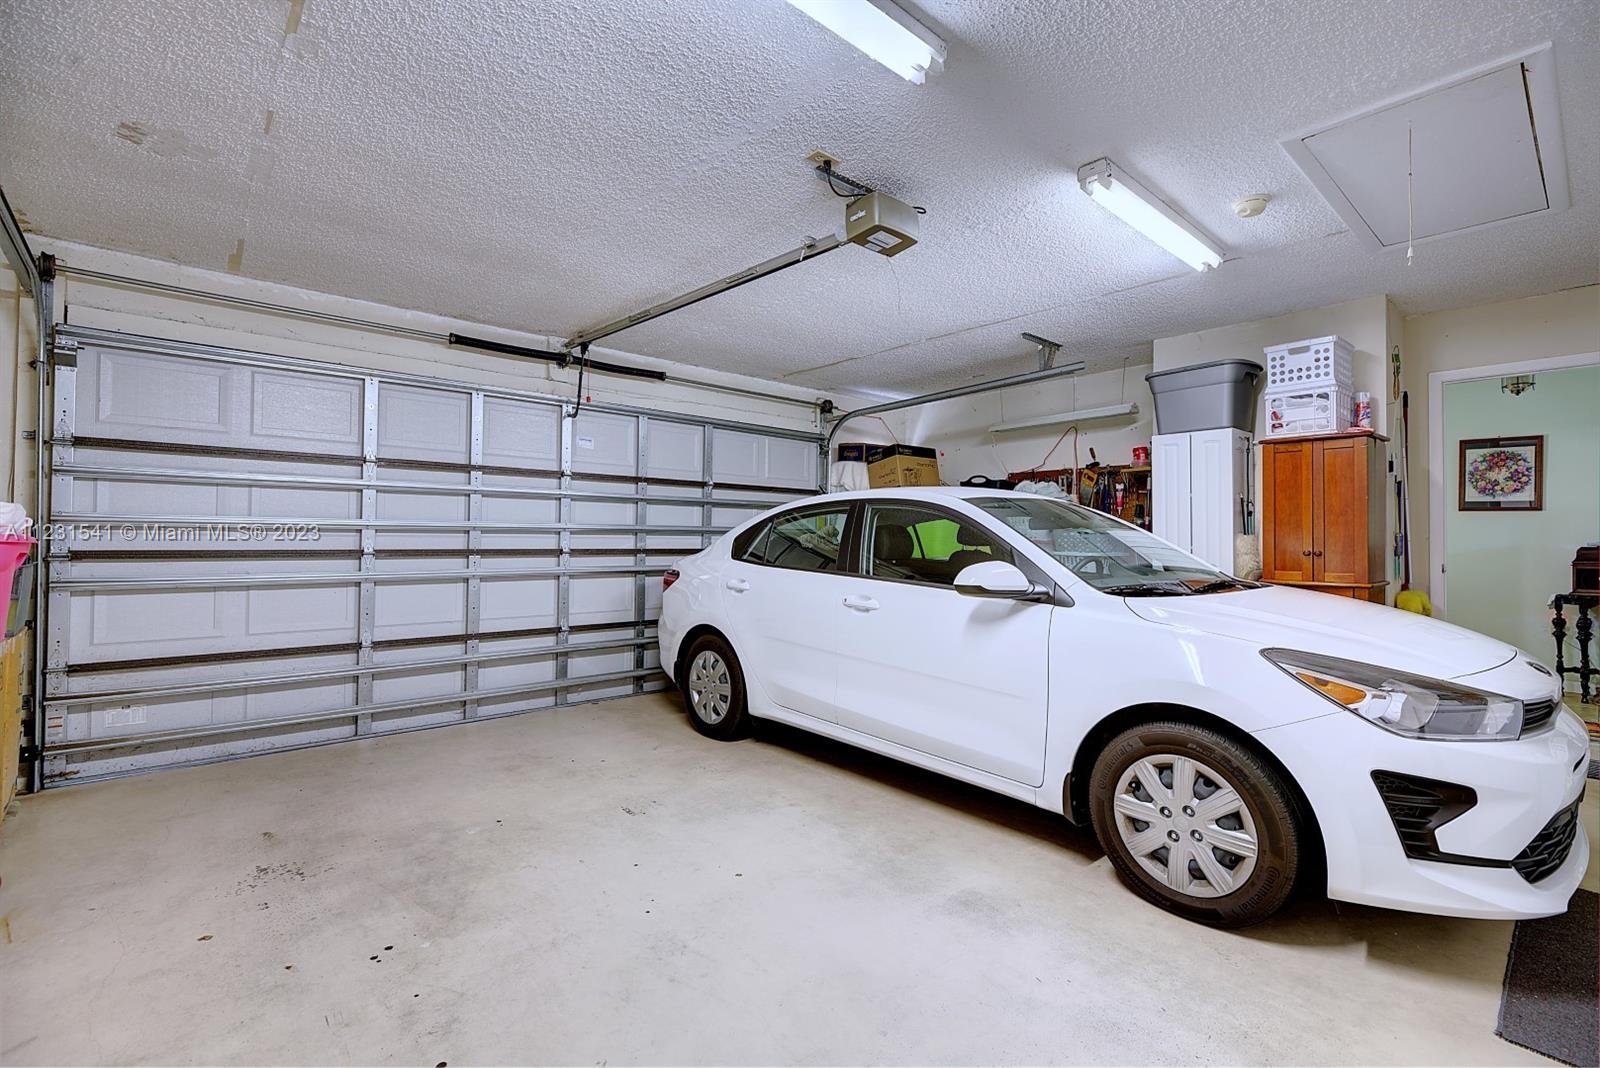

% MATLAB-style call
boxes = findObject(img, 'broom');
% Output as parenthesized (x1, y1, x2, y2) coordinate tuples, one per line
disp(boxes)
(1394, 390, 1434, 615)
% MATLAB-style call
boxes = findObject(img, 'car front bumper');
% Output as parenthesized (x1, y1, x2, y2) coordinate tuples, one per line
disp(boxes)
(1255, 704, 1591, 919)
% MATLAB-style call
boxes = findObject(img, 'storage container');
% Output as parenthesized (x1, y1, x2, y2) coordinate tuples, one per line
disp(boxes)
(1265, 386, 1354, 437)
(1264, 335, 1353, 391)
(1145, 360, 1263, 434)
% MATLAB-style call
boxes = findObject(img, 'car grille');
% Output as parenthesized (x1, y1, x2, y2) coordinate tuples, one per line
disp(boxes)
(1520, 698, 1557, 735)
(1511, 800, 1582, 884)
(1370, 770, 1479, 860)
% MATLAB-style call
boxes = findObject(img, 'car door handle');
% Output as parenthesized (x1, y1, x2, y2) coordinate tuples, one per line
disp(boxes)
(725, 578, 751, 593)
(842, 595, 880, 612)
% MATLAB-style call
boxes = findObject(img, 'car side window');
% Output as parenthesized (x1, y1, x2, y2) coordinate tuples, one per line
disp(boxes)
(738, 506, 851, 573)
(863, 504, 1014, 587)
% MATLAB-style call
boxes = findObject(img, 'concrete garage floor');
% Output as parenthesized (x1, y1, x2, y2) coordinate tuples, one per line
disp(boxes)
(2, 694, 1594, 1066)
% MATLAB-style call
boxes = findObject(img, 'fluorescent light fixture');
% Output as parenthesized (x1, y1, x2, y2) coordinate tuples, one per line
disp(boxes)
(989, 403, 1139, 433)
(785, 0, 946, 84)
(1077, 158, 1223, 271)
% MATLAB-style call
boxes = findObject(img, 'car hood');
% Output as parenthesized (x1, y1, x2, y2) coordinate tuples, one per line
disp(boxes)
(1124, 584, 1517, 680)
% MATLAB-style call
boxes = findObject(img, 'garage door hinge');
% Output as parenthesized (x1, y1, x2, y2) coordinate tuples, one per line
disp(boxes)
(52, 338, 79, 367)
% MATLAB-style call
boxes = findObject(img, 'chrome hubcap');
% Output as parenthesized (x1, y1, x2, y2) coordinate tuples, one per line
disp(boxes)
(687, 650, 732, 724)
(1113, 755, 1258, 899)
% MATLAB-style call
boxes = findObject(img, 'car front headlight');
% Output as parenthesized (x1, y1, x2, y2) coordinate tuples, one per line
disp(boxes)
(1262, 648, 1523, 741)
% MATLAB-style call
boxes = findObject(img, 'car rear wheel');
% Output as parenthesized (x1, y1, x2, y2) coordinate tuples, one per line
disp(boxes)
(680, 634, 751, 741)
(1089, 721, 1302, 927)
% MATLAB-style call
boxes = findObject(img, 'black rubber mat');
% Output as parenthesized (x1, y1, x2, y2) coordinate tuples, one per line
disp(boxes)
(1497, 887, 1598, 1067)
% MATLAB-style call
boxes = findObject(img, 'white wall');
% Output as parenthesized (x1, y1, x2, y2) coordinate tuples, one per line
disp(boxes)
(884, 362, 1154, 485)
(0, 239, 868, 526)
(1405, 285, 1600, 597)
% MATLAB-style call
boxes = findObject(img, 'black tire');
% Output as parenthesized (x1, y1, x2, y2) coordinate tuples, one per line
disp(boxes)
(678, 633, 751, 741)
(1088, 720, 1302, 928)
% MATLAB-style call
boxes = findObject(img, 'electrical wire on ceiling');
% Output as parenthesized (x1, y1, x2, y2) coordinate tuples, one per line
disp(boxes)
(819, 160, 927, 213)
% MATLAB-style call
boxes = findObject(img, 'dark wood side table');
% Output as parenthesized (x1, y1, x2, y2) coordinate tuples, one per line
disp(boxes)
(1550, 592, 1597, 702)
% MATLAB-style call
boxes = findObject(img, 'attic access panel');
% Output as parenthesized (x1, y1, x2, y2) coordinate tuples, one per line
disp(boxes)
(1282, 46, 1570, 251)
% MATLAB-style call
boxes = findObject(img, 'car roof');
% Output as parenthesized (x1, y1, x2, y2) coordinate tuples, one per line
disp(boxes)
(795, 486, 1046, 504)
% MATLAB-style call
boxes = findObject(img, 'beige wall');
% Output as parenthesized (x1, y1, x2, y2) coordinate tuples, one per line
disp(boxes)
(1403, 284, 1600, 594)
(1152, 293, 1394, 435)
(0, 265, 41, 512)
(1154, 294, 1399, 594)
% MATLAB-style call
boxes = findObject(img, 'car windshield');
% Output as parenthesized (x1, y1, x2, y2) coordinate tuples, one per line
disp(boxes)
(971, 495, 1253, 595)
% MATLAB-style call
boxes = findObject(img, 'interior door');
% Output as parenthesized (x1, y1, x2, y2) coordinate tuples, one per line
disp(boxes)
(831, 502, 1050, 786)
(717, 502, 853, 722)
(1261, 441, 1315, 581)
(1314, 437, 1367, 583)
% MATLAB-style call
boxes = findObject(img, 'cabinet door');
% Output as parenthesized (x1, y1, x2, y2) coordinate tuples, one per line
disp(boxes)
(1314, 438, 1370, 584)
(1190, 428, 1248, 572)
(1261, 442, 1315, 581)
(1151, 433, 1192, 552)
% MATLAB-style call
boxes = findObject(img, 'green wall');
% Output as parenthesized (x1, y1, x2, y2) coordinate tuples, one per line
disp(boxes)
(1443, 365, 1600, 678)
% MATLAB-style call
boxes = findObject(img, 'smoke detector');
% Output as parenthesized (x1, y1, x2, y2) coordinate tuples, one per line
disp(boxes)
(1232, 194, 1271, 219)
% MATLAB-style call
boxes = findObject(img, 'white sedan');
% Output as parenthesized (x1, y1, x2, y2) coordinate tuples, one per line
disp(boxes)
(657, 487, 1589, 926)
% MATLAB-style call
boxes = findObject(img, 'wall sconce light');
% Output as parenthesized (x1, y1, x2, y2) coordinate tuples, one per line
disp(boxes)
(1500, 374, 1536, 396)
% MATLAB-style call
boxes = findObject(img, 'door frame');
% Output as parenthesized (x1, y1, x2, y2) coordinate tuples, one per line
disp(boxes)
(1426, 350, 1599, 614)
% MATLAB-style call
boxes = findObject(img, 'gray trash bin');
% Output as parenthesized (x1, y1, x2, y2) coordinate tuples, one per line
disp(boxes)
(1145, 360, 1263, 434)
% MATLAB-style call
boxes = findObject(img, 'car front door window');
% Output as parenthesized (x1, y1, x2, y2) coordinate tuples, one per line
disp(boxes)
(863, 505, 1014, 587)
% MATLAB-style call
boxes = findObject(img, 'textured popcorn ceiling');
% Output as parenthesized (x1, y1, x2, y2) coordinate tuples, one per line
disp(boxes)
(1, 0, 1595, 394)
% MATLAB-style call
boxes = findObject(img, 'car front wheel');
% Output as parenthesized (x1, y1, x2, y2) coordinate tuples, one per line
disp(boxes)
(1089, 721, 1303, 927)
(680, 633, 751, 741)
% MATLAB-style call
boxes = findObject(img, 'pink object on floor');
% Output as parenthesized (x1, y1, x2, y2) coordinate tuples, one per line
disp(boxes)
(0, 535, 36, 598)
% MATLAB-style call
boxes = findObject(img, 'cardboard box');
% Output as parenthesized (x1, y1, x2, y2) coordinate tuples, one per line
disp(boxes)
(835, 442, 874, 463)
(866, 444, 941, 488)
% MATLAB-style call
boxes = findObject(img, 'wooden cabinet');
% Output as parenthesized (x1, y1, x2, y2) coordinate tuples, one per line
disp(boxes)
(1260, 433, 1387, 603)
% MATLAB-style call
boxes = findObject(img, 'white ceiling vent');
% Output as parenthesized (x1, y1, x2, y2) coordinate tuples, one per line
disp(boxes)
(1282, 45, 1569, 251)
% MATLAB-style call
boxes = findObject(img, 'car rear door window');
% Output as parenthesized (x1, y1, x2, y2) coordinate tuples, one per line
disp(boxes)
(863, 504, 1014, 586)
(739, 506, 851, 573)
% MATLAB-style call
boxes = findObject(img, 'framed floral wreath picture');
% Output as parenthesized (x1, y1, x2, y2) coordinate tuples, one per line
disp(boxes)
(1459, 435, 1544, 511)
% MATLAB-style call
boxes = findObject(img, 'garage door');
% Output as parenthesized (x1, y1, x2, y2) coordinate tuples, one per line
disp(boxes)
(40, 326, 821, 785)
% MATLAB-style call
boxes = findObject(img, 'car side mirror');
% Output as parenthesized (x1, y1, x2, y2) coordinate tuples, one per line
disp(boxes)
(953, 561, 1049, 601)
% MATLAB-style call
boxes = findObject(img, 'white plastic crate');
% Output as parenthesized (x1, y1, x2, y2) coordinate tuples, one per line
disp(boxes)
(1265, 385, 1354, 437)
(1264, 335, 1353, 391)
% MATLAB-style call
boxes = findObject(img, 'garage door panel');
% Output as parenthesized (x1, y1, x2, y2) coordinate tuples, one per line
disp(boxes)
(480, 577, 557, 627)
(369, 704, 465, 733)
(478, 656, 556, 690)
(57, 648, 362, 698)
(251, 371, 362, 447)
(246, 584, 357, 637)
(645, 421, 704, 481)
(373, 665, 466, 703)
(373, 579, 466, 636)
(378, 384, 470, 463)
(43, 328, 819, 783)
(244, 678, 359, 719)
(572, 411, 638, 476)
(250, 484, 358, 520)
(569, 574, 635, 626)
(85, 478, 221, 516)
(483, 397, 560, 468)
(481, 494, 560, 525)
(51, 719, 358, 782)
(93, 350, 232, 433)
(377, 490, 468, 522)
(82, 589, 227, 648)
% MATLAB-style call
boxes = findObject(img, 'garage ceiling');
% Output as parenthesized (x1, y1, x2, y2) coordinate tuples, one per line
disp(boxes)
(1, 0, 1595, 394)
